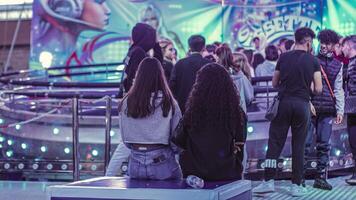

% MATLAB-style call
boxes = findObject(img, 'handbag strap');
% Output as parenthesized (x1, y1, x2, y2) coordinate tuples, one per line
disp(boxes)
(345, 64, 351, 97)
(320, 65, 336, 102)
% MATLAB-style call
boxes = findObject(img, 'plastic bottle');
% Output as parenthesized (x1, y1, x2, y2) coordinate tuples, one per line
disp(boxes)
(186, 175, 204, 189)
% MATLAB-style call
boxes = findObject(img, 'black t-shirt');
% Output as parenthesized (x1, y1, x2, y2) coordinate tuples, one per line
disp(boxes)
(276, 50, 320, 101)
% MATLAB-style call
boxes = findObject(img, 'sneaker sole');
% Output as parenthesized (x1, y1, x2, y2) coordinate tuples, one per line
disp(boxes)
(253, 189, 275, 194)
(313, 185, 332, 191)
(345, 181, 356, 185)
(291, 193, 307, 197)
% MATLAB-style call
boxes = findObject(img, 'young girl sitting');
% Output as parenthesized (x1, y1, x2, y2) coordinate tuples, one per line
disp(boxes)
(119, 57, 182, 180)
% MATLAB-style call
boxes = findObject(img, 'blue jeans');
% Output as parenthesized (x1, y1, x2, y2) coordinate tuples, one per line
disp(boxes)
(105, 142, 130, 176)
(305, 114, 333, 175)
(128, 147, 182, 180)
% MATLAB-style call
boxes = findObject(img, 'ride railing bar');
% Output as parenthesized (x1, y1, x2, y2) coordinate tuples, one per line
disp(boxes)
(104, 97, 112, 175)
(72, 97, 80, 181)
(70, 96, 114, 181)
(0, 62, 123, 78)
(251, 76, 273, 85)
(2, 75, 272, 91)
(48, 69, 122, 78)
(0, 79, 122, 88)
(2, 91, 122, 99)
(48, 62, 123, 71)
(4, 87, 121, 93)
(2, 79, 278, 100)
(251, 76, 276, 109)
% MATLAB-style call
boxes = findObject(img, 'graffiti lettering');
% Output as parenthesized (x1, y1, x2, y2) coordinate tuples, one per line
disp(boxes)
(237, 15, 321, 47)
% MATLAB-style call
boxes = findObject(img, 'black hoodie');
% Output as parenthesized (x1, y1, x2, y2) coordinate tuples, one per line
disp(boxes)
(123, 23, 163, 91)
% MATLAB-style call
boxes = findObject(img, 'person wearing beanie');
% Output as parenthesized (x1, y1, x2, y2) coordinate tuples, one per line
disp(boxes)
(123, 23, 163, 92)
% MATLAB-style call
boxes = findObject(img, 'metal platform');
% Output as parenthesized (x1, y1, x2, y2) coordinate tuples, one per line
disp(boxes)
(46, 176, 252, 200)
(1, 176, 355, 200)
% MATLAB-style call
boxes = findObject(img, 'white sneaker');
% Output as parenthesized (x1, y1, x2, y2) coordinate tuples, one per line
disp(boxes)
(253, 180, 275, 194)
(289, 184, 308, 197)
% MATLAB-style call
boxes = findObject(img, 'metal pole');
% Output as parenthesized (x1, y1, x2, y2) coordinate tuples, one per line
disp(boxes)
(72, 97, 80, 181)
(266, 82, 270, 109)
(4, 4, 24, 72)
(104, 96, 112, 174)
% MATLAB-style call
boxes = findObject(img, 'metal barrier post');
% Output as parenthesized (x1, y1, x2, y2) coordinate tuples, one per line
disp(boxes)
(72, 97, 80, 181)
(104, 96, 112, 174)
(266, 81, 270, 109)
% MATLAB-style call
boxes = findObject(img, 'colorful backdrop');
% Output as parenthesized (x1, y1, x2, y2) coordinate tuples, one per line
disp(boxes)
(30, 0, 355, 69)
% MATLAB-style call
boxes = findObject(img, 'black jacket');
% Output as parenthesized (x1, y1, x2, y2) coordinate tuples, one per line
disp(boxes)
(171, 112, 246, 181)
(348, 56, 356, 96)
(162, 59, 174, 81)
(169, 53, 211, 112)
(311, 54, 342, 115)
(123, 23, 163, 92)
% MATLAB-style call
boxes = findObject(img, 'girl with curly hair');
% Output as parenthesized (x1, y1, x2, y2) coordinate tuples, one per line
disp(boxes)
(172, 63, 246, 181)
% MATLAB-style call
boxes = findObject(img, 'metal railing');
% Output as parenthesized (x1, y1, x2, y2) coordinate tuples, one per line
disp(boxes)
(0, 67, 278, 180)
(0, 63, 125, 180)
(71, 95, 113, 181)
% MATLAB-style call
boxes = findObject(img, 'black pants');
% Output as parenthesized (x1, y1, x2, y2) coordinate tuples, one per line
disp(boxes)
(265, 97, 310, 185)
(347, 114, 356, 158)
(305, 114, 333, 176)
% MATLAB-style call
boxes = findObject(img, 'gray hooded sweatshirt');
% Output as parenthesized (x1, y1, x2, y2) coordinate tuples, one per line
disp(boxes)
(230, 69, 254, 113)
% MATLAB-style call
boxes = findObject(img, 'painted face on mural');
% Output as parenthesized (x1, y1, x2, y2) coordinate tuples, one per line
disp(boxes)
(81, 0, 111, 30)
(141, 8, 159, 30)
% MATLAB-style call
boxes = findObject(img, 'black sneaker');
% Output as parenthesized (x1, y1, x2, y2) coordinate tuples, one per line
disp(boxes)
(301, 179, 306, 188)
(345, 173, 356, 185)
(313, 178, 332, 190)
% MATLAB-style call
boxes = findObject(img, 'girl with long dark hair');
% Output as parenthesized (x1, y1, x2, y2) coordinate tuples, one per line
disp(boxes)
(172, 63, 246, 181)
(119, 57, 182, 180)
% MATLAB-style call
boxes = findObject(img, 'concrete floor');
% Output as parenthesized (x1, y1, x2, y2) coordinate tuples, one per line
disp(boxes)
(253, 175, 356, 200)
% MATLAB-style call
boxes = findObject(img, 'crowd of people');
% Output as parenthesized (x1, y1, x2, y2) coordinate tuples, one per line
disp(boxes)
(106, 22, 356, 197)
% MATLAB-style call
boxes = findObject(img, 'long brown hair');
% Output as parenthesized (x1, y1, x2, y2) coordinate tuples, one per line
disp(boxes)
(125, 57, 175, 118)
(216, 44, 240, 72)
(184, 63, 244, 136)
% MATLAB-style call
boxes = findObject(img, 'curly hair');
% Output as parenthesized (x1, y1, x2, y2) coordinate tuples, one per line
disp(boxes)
(295, 27, 315, 44)
(183, 63, 244, 137)
(317, 29, 340, 45)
